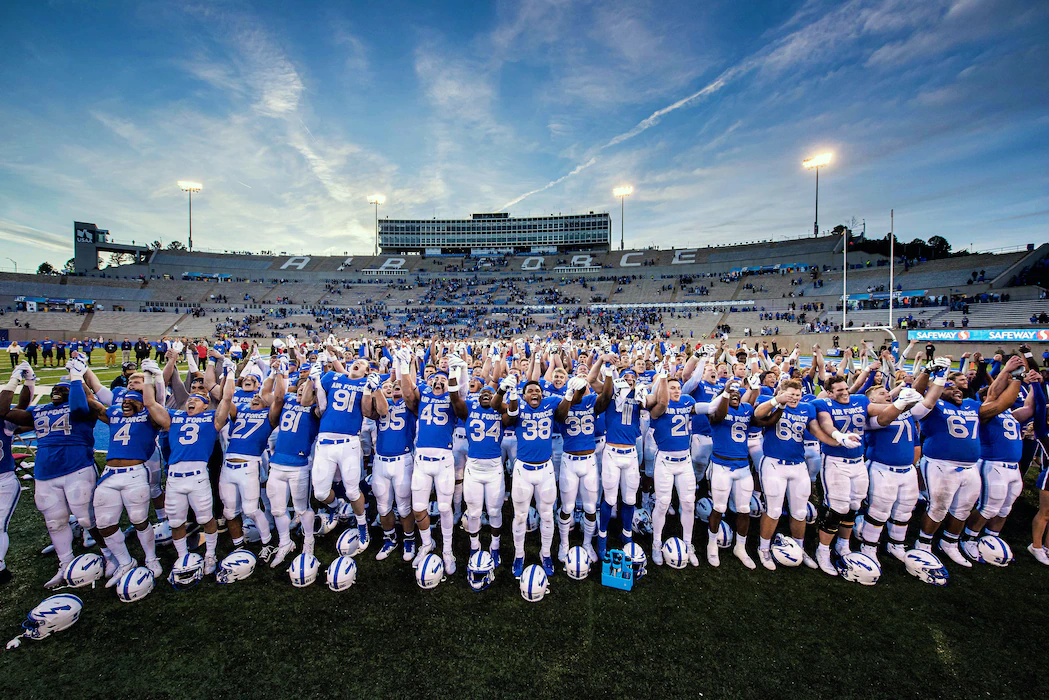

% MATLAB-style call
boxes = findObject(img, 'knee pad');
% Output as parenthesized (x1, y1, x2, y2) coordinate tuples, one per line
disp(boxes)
(840, 509, 857, 529)
(488, 510, 503, 529)
(222, 505, 241, 521)
(818, 506, 843, 535)
(864, 513, 886, 528)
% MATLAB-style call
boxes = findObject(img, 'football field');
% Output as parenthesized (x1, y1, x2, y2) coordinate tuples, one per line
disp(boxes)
(0, 360, 1046, 698)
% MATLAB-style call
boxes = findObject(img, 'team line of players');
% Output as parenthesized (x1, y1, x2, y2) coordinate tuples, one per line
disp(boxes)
(0, 335, 1046, 590)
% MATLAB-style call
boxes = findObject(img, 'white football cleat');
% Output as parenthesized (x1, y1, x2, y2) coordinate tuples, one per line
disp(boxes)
(412, 540, 434, 569)
(583, 542, 597, 564)
(707, 539, 720, 567)
(303, 535, 315, 558)
(886, 543, 907, 562)
(204, 554, 217, 576)
(103, 551, 119, 578)
(269, 541, 296, 569)
(733, 542, 755, 570)
(816, 548, 837, 576)
(443, 551, 456, 575)
(45, 566, 69, 589)
(860, 543, 880, 567)
(557, 545, 569, 563)
(686, 543, 700, 567)
(758, 548, 776, 571)
(651, 541, 664, 566)
(960, 539, 982, 563)
(939, 540, 971, 568)
(1028, 544, 1049, 566)
(106, 558, 138, 588)
(801, 552, 819, 569)
(145, 558, 163, 579)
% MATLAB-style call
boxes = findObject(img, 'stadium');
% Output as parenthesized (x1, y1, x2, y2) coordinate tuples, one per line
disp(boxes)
(4, 3, 1049, 698)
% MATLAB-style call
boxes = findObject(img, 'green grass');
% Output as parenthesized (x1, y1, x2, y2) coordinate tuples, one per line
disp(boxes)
(2, 353, 1047, 698)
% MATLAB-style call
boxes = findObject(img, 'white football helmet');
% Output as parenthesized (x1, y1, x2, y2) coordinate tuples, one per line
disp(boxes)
(153, 520, 173, 545)
(770, 534, 803, 567)
(314, 511, 340, 537)
(326, 556, 358, 592)
(519, 564, 549, 602)
(565, 546, 591, 580)
(169, 553, 204, 590)
(416, 553, 445, 590)
(336, 528, 361, 557)
(632, 508, 653, 536)
(19, 594, 83, 640)
(526, 506, 540, 532)
(466, 550, 496, 592)
(622, 542, 648, 578)
(977, 536, 1013, 567)
(216, 550, 257, 584)
(696, 497, 713, 523)
(241, 518, 262, 543)
(805, 502, 818, 524)
(749, 493, 765, 518)
(716, 521, 735, 548)
(62, 553, 104, 589)
(116, 567, 155, 603)
(289, 553, 320, 588)
(661, 537, 688, 569)
(838, 552, 881, 586)
(904, 549, 949, 586)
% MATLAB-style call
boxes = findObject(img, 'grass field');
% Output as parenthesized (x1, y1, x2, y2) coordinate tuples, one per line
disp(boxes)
(1, 356, 1047, 698)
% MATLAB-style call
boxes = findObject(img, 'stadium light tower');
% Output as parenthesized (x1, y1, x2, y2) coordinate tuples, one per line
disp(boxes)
(367, 194, 385, 256)
(177, 181, 203, 252)
(802, 152, 832, 238)
(613, 185, 633, 250)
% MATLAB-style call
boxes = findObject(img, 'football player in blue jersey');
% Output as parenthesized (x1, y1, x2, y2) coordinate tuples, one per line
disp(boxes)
(0, 363, 37, 584)
(314, 355, 375, 552)
(399, 348, 469, 574)
(811, 374, 918, 575)
(961, 361, 1036, 562)
(912, 356, 1022, 567)
(265, 367, 323, 567)
(555, 358, 614, 564)
(860, 381, 937, 564)
(144, 370, 233, 578)
(462, 383, 515, 567)
(87, 384, 165, 585)
(221, 361, 282, 559)
(649, 371, 725, 567)
(682, 344, 721, 476)
(1, 357, 104, 588)
(492, 374, 571, 579)
(753, 379, 858, 571)
(370, 372, 418, 562)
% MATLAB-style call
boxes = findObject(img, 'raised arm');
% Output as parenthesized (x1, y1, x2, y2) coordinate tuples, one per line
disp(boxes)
(214, 372, 235, 429)
(142, 377, 171, 429)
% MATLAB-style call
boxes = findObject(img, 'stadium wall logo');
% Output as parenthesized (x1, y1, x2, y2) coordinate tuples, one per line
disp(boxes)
(907, 329, 1049, 342)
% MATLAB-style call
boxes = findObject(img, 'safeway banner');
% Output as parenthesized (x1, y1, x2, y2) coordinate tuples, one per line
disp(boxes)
(907, 328, 1049, 342)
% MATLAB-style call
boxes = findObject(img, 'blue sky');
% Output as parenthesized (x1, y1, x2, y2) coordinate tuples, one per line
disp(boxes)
(1, 0, 1047, 270)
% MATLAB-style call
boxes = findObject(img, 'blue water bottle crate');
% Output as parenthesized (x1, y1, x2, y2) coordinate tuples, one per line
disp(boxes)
(601, 549, 633, 591)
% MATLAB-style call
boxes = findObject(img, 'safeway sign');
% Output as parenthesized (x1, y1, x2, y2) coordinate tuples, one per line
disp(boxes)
(907, 328, 1049, 342)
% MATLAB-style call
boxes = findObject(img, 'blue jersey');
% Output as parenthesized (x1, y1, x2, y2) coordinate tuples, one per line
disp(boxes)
(515, 396, 562, 463)
(232, 388, 258, 412)
(1, 421, 15, 475)
(813, 395, 870, 459)
(319, 373, 368, 435)
(415, 387, 456, 450)
(710, 403, 754, 468)
(980, 411, 1022, 463)
(31, 380, 96, 480)
(271, 397, 320, 467)
(802, 392, 818, 441)
(594, 410, 606, 438)
(559, 393, 598, 453)
(762, 402, 816, 463)
(167, 410, 219, 464)
(866, 415, 917, 468)
(375, 399, 413, 457)
(466, 399, 504, 459)
(105, 407, 159, 462)
(605, 394, 642, 445)
(42, 340, 54, 352)
(749, 386, 774, 436)
(226, 408, 275, 457)
(652, 396, 695, 452)
(921, 399, 982, 463)
(689, 381, 720, 437)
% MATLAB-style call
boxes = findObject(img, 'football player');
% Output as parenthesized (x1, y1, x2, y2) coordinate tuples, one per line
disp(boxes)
(369, 373, 418, 562)
(143, 370, 233, 577)
(462, 384, 513, 566)
(0, 363, 36, 584)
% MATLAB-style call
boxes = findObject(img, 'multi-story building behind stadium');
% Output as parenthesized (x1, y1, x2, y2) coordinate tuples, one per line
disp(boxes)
(378, 211, 611, 254)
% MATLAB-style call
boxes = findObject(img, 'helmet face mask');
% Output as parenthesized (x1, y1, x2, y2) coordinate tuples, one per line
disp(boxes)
(622, 543, 647, 578)
(170, 553, 205, 590)
(466, 551, 496, 592)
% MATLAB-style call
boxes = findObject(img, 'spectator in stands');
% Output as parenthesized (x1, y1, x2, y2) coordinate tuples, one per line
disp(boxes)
(6, 340, 21, 368)
(121, 337, 132, 364)
(24, 339, 38, 367)
(103, 338, 119, 366)
(134, 337, 150, 366)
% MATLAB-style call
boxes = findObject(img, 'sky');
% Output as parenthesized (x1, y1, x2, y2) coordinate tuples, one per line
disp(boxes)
(1, 0, 1047, 271)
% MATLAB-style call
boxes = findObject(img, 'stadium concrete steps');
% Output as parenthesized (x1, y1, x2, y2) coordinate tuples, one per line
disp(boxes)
(990, 243, 1049, 289)
(78, 312, 93, 333)
(162, 314, 191, 337)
